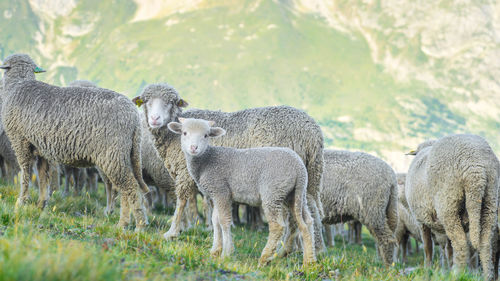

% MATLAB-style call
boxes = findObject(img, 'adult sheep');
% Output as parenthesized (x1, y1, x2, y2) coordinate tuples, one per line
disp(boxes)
(0, 76, 19, 182)
(0, 54, 149, 231)
(405, 135, 499, 280)
(320, 149, 398, 265)
(132, 83, 326, 252)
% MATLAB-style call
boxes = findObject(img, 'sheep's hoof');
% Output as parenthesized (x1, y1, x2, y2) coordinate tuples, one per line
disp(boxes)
(135, 226, 146, 233)
(163, 229, 179, 240)
(15, 197, 29, 208)
(258, 258, 270, 267)
(117, 221, 130, 230)
(302, 257, 317, 266)
(104, 208, 114, 216)
(210, 248, 222, 257)
(37, 200, 48, 209)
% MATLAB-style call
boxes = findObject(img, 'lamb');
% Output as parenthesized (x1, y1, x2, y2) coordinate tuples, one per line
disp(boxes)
(133, 83, 325, 252)
(320, 149, 398, 265)
(405, 134, 499, 280)
(168, 118, 316, 266)
(0, 54, 149, 231)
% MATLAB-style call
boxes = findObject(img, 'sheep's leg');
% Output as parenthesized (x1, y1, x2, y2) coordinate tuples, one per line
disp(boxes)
(259, 205, 285, 266)
(307, 193, 326, 253)
(49, 164, 60, 196)
(126, 183, 149, 231)
(74, 169, 83, 196)
(63, 167, 71, 197)
(203, 196, 213, 230)
(355, 221, 362, 244)
(36, 158, 50, 209)
(102, 174, 115, 216)
(107, 162, 148, 231)
(210, 203, 222, 257)
(421, 225, 433, 267)
(295, 196, 317, 265)
(186, 193, 200, 227)
(164, 196, 187, 239)
(401, 233, 409, 263)
(118, 191, 131, 229)
(14, 138, 34, 207)
(325, 224, 334, 247)
(446, 239, 453, 268)
(232, 203, 240, 226)
(369, 223, 396, 266)
(439, 204, 468, 273)
(217, 198, 234, 257)
(478, 185, 497, 281)
(278, 213, 298, 258)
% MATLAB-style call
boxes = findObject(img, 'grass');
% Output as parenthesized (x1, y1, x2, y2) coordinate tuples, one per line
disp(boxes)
(0, 180, 483, 281)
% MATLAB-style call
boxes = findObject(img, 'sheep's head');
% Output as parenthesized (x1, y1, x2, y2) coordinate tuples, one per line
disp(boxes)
(133, 83, 188, 129)
(167, 118, 225, 157)
(406, 139, 436, 156)
(0, 54, 45, 82)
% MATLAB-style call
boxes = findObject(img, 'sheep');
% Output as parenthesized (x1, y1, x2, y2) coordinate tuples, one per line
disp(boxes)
(132, 83, 326, 252)
(320, 149, 398, 265)
(0, 54, 149, 231)
(167, 117, 316, 266)
(405, 134, 499, 280)
(0, 76, 19, 182)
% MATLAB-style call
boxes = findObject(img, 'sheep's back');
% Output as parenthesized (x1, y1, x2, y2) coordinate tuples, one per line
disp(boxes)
(183, 105, 323, 162)
(321, 150, 395, 222)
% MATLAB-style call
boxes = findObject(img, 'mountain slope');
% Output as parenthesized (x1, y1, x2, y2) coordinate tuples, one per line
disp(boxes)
(0, 0, 498, 170)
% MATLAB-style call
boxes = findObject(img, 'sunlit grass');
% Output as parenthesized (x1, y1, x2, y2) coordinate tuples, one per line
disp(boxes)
(0, 181, 482, 280)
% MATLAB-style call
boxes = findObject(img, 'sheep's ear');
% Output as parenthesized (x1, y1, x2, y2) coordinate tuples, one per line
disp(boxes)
(34, 66, 46, 73)
(209, 127, 226, 138)
(0, 64, 10, 70)
(177, 99, 188, 108)
(167, 122, 183, 134)
(405, 150, 417, 156)
(132, 96, 144, 107)
(207, 121, 216, 127)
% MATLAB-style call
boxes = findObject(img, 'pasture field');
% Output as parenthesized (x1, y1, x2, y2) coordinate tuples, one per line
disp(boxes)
(0, 181, 481, 281)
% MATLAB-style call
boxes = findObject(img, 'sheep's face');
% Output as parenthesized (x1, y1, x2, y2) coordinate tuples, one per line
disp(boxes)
(133, 83, 188, 129)
(167, 118, 225, 157)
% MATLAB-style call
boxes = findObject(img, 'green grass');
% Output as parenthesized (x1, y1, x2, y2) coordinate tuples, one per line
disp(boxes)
(0, 181, 483, 280)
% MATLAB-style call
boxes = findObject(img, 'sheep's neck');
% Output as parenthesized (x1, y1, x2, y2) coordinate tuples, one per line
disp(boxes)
(185, 146, 214, 184)
(3, 68, 36, 94)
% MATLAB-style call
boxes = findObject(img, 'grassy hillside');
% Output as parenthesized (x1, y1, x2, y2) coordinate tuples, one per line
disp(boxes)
(0, 0, 498, 170)
(0, 181, 483, 280)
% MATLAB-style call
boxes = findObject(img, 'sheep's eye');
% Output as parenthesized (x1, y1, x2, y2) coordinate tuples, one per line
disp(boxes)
(204, 134, 208, 138)
(183, 132, 187, 136)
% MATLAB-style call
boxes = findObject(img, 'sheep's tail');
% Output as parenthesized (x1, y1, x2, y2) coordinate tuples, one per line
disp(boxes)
(131, 125, 149, 194)
(386, 180, 398, 234)
(465, 169, 487, 250)
(304, 136, 324, 218)
(292, 166, 316, 263)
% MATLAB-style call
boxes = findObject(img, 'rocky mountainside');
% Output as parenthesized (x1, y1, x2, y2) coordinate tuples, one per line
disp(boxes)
(1, 0, 498, 171)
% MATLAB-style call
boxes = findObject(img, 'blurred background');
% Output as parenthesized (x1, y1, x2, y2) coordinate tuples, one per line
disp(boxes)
(1, 0, 498, 171)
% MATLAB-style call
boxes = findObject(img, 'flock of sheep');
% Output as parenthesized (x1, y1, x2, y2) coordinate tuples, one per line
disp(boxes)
(0, 53, 499, 280)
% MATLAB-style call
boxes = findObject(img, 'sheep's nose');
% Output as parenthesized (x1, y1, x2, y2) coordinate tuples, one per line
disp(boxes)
(190, 145, 198, 151)
(151, 115, 160, 121)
